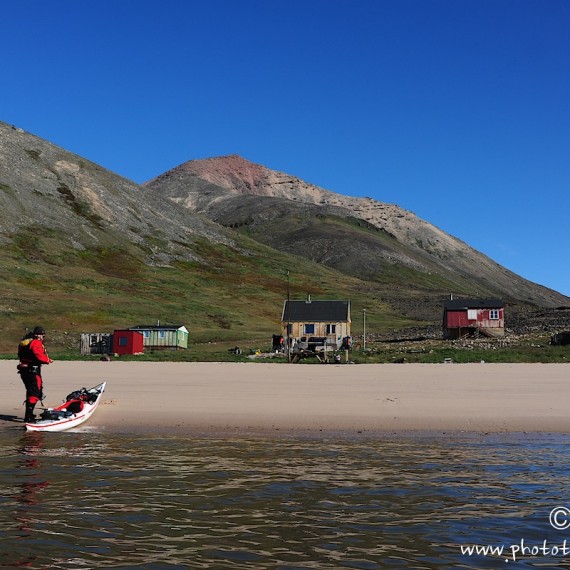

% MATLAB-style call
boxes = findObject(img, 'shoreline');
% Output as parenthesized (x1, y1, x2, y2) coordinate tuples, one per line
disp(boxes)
(1, 361, 569, 436)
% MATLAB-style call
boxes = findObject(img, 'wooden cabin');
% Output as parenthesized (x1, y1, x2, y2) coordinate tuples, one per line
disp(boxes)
(281, 297, 351, 349)
(112, 330, 144, 355)
(442, 298, 505, 339)
(128, 324, 189, 350)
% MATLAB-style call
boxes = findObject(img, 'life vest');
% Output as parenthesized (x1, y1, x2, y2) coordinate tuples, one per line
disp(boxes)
(18, 337, 33, 362)
(18, 337, 50, 366)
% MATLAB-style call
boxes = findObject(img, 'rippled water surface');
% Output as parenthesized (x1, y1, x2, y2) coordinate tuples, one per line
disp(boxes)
(1, 429, 570, 569)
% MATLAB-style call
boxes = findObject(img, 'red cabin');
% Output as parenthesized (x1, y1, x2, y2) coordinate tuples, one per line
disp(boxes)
(112, 330, 144, 355)
(443, 298, 505, 339)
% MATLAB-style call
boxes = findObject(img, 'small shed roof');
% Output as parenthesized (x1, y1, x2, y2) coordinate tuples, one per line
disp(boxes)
(282, 300, 351, 322)
(129, 324, 188, 333)
(443, 298, 504, 310)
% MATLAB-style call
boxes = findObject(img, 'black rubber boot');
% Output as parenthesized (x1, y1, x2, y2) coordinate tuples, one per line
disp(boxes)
(24, 403, 36, 423)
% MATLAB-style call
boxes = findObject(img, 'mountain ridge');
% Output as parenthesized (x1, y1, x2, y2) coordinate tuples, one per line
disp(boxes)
(145, 154, 569, 308)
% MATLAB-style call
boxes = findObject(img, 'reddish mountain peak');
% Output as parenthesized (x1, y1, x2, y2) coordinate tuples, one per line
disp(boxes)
(178, 155, 271, 194)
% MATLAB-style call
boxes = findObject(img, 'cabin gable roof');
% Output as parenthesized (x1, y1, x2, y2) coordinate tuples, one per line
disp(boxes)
(282, 300, 351, 322)
(443, 298, 504, 311)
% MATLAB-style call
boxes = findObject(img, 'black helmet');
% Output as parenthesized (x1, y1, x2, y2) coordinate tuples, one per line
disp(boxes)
(32, 326, 45, 336)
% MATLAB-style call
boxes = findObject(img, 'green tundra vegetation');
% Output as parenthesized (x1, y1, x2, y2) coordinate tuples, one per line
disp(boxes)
(1, 220, 568, 363)
(0, 228, 416, 356)
(0, 229, 570, 363)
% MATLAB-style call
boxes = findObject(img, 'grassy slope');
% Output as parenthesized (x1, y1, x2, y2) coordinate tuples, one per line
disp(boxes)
(235, 212, 498, 296)
(3, 218, 566, 362)
(0, 226, 425, 357)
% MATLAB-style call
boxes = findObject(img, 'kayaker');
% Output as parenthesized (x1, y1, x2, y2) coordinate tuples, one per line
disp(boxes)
(17, 326, 53, 423)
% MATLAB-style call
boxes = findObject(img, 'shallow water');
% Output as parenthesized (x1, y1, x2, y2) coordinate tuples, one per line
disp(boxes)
(1, 428, 570, 569)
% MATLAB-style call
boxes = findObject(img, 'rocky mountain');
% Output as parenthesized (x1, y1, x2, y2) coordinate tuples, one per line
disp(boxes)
(0, 121, 232, 266)
(145, 155, 569, 308)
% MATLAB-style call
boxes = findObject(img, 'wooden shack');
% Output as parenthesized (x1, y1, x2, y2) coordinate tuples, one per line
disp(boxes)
(442, 298, 505, 339)
(80, 333, 113, 356)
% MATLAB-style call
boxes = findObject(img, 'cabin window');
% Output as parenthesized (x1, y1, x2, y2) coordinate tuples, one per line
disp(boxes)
(118, 336, 128, 346)
(304, 324, 315, 334)
(490, 309, 500, 320)
(158, 330, 166, 338)
(143, 331, 149, 338)
(326, 324, 336, 334)
(467, 309, 477, 320)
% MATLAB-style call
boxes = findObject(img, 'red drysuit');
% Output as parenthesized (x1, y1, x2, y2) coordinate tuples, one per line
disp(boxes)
(18, 337, 51, 406)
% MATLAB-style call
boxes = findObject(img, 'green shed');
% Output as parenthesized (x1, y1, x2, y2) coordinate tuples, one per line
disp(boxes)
(128, 324, 189, 350)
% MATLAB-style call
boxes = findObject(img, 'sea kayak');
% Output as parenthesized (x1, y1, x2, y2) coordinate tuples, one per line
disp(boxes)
(25, 382, 107, 432)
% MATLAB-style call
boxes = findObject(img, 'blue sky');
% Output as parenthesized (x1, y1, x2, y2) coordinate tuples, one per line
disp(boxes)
(2, 0, 569, 297)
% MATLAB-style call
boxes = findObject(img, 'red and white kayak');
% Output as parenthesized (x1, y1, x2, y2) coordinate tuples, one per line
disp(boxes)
(25, 382, 107, 432)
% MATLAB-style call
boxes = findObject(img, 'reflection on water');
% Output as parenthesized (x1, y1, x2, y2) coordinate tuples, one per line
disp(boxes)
(0, 430, 569, 568)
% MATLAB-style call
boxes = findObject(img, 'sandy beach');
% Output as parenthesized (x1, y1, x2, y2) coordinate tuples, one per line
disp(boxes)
(1, 361, 569, 435)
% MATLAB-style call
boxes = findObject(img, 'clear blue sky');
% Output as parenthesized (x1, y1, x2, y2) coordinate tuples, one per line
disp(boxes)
(2, 0, 569, 297)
